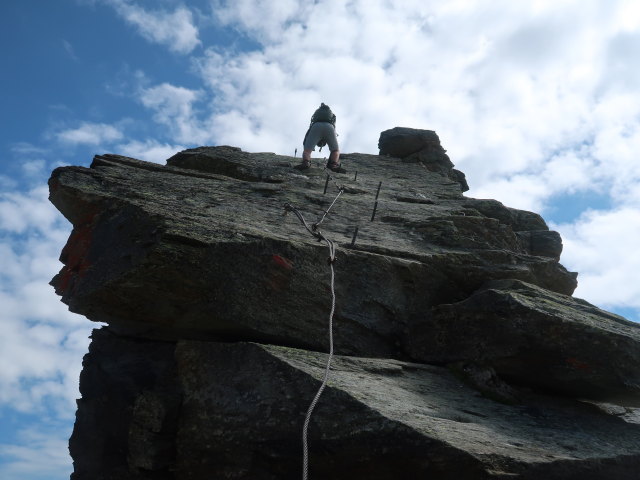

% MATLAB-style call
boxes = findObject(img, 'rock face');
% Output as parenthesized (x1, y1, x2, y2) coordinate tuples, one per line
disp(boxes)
(49, 128, 640, 479)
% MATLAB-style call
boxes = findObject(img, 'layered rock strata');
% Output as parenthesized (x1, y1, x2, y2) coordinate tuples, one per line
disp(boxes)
(49, 129, 640, 479)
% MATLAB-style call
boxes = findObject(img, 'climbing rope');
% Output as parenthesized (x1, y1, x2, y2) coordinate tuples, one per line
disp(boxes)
(283, 182, 343, 480)
(284, 171, 344, 238)
(301, 238, 336, 480)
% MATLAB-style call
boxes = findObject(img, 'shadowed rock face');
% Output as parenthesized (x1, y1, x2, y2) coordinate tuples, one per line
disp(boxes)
(72, 329, 640, 480)
(49, 129, 640, 479)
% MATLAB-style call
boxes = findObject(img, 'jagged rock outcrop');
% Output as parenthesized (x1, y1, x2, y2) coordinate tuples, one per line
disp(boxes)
(379, 127, 469, 191)
(49, 128, 640, 479)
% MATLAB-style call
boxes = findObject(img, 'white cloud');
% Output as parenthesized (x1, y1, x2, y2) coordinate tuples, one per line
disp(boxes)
(61, 39, 79, 61)
(0, 175, 17, 190)
(556, 207, 640, 317)
(0, 186, 60, 234)
(105, 0, 201, 54)
(197, 4, 639, 184)
(138, 83, 207, 144)
(196, 1, 639, 201)
(56, 122, 123, 146)
(212, 0, 306, 43)
(116, 138, 186, 163)
(21, 160, 46, 178)
(0, 427, 73, 480)
(471, 175, 550, 213)
(10, 143, 48, 156)
(0, 185, 91, 415)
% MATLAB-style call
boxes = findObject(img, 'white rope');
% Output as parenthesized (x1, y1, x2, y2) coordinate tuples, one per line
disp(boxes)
(283, 198, 341, 480)
(302, 238, 336, 480)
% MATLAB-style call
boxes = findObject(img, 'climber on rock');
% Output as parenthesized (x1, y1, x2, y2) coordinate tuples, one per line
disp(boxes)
(296, 103, 345, 173)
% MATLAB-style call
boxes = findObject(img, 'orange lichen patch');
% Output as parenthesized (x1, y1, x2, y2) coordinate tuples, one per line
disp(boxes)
(57, 210, 99, 296)
(266, 254, 294, 292)
(566, 357, 591, 371)
(271, 254, 294, 270)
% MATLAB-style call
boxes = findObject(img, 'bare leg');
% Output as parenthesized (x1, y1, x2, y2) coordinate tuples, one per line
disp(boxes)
(293, 148, 313, 170)
(329, 149, 340, 166)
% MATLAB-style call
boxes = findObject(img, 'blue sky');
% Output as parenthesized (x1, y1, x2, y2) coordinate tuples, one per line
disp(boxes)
(1, 1, 640, 478)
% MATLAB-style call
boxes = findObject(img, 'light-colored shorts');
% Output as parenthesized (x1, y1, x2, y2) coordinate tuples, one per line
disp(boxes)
(303, 122, 339, 151)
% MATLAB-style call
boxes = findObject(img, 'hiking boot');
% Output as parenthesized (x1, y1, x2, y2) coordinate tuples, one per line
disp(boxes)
(294, 160, 311, 171)
(327, 162, 346, 173)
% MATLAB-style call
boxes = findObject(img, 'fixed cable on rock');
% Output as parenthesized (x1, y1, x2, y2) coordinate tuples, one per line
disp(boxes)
(283, 184, 343, 480)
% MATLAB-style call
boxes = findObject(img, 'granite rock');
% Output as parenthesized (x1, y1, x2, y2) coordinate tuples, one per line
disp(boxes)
(49, 146, 577, 363)
(49, 130, 640, 479)
(407, 279, 640, 405)
(378, 127, 468, 191)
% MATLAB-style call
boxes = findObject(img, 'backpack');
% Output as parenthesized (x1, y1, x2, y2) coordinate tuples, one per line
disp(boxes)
(311, 103, 336, 126)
